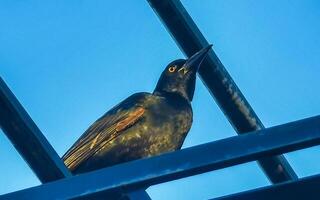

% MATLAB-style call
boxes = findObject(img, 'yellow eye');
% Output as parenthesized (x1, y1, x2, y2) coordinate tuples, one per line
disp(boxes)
(168, 66, 176, 73)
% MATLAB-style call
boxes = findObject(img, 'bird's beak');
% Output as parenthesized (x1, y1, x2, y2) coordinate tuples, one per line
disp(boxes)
(183, 45, 212, 73)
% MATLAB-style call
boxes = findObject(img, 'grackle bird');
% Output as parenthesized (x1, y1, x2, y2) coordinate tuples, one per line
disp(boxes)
(63, 45, 212, 174)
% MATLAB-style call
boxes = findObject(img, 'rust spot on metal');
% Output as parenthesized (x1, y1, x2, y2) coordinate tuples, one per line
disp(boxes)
(224, 82, 261, 129)
(277, 164, 284, 173)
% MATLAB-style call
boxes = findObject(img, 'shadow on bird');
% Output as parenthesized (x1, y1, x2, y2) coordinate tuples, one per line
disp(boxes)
(63, 45, 212, 174)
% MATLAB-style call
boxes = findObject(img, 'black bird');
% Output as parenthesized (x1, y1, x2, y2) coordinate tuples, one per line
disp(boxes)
(63, 45, 212, 174)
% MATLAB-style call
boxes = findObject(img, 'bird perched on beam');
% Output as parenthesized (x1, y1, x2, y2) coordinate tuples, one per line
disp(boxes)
(63, 45, 212, 174)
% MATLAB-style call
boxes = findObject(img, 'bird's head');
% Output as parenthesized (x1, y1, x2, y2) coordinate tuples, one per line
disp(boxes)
(154, 45, 212, 102)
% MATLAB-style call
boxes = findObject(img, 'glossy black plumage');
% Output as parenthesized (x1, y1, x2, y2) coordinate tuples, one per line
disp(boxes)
(63, 45, 212, 174)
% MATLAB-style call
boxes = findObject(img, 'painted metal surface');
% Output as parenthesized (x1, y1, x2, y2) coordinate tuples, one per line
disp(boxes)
(0, 77, 151, 200)
(147, 0, 298, 183)
(214, 174, 320, 200)
(2, 115, 319, 200)
(1, 1, 318, 199)
(0, 77, 72, 183)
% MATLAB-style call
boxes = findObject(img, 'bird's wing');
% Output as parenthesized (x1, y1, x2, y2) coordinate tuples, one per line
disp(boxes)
(62, 93, 148, 172)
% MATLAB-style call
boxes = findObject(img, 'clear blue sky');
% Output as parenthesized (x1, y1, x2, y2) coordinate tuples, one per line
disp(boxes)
(1, 0, 320, 199)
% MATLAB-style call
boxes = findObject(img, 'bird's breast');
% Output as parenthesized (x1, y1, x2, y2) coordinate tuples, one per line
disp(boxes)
(137, 95, 193, 155)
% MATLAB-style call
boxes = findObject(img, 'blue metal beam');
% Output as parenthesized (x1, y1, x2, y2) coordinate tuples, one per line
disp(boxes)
(0, 77, 151, 199)
(213, 174, 320, 200)
(147, 0, 297, 183)
(2, 115, 319, 200)
(0, 77, 72, 183)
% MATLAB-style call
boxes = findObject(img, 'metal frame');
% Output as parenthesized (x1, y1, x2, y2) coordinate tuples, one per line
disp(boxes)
(0, 77, 150, 200)
(0, 77, 72, 183)
(147, 0, 297, 184)
(2, 115, 320, 199)
(214, 174, 320, 200)
(0, 0, 319, 199)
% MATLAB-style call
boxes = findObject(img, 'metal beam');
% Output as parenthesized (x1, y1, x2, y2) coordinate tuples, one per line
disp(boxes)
(213, 174, 320, 200)
(0, 77, 151, 199)
(147, 0, 297, 183)
(0, 77, 72, 183)
(2, 115, 319, 200)
(125, 189, 152, 200)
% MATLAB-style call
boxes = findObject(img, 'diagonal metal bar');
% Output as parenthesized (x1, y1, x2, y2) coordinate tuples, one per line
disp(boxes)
(0, 77, 72, 183)
(1, 115, 319, 200)
(147, 0, 298, 183)
(213, 174, 320, 200)
(0, 77, 151, 199)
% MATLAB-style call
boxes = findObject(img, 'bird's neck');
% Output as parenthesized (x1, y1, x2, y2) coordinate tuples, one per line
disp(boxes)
(153, 90, 191, 105)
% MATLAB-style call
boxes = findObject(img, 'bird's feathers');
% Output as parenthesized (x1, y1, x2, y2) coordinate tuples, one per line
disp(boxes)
(115, 107, 145, 132)
(63, 93, 148, 172)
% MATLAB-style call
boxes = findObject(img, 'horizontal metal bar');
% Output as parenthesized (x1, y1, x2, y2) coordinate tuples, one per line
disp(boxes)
(214, 174, 320, 200)
(147, 0, 297, 183)
(0, 77, 72, 183)
(0, 77, 151, 199)
(2, 115, 319, 200)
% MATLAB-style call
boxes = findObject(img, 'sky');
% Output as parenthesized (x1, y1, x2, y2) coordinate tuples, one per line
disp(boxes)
(0, 0, 320, 199)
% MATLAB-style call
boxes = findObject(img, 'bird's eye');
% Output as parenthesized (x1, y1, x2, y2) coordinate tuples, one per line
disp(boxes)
(168, 66, 176, 73)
